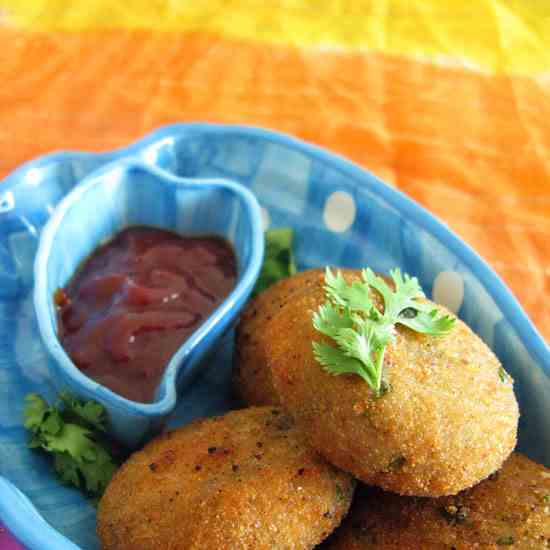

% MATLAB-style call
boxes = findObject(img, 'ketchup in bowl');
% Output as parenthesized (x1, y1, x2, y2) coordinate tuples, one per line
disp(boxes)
(54, 227, 237, 402)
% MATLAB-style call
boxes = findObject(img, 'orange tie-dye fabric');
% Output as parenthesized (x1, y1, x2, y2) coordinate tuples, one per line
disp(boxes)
(0, 2, 548, 341)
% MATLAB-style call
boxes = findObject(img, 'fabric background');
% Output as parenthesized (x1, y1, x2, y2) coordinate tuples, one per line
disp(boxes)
(0, 3, 549, 546)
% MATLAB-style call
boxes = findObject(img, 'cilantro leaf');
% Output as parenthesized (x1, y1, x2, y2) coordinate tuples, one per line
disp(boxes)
(313, 342, 378, 387)
(313, 267, 455, 395)
(39, 422, 94, 456)
(59, 392, 107, 432)
(325, 268, 377, 313)
(312, 302, 354, 336)
(363, 268, 423, 320)
(252, 228, 296, 296)
(23, 394, 49, 432)
(398, 308, 456, 335)
(41, 409, 64, 437)
(53, 445, 117, 495)
(23, 392, 119, 500)
(53, 452, 81, 487)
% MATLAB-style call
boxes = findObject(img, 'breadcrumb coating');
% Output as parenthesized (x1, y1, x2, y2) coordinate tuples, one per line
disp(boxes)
(233, 269, 353, 406)
(97, 407, 355, 550)
(326, 453, 550, 549)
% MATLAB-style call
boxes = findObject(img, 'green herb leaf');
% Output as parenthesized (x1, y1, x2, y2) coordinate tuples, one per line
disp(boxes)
(40, 422, 93, 456)
(23, 392, 119, 500)
(53, 445, 117, 495)
(23, 394, 49, 432)
(53, 452, 81, 487)
(397, 308, 456, 335)
(59, 392, 107, 432)
(312, 267, 455, 395)
(252, 228, 296, 296)
(313, 302, 355, 337)
(313, 341, 378, 388)
(325, 268, 377, 314)
(496, 535, 514, 546)
(41, 409, 64, 437)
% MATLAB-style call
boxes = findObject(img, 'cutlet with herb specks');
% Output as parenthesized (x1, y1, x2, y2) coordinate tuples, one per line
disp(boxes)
(267, 270, 519, 496)
(98, 407, 355, 550)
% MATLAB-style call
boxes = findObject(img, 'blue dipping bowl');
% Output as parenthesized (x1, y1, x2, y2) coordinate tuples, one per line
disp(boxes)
(33, 158, 264, 447)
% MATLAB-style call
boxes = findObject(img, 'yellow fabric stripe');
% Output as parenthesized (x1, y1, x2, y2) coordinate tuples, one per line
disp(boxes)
(1, 0, 550, 74)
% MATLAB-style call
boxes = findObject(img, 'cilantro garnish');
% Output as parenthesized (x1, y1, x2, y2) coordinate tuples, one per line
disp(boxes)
(23, 392, 120, 499)
(312, 268, 455, 396)
(252, 228, 296, 297)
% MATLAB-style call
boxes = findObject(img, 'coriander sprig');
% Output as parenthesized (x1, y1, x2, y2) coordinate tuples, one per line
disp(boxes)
(23, 392, 120, 500)
(312, 268, 455, 396)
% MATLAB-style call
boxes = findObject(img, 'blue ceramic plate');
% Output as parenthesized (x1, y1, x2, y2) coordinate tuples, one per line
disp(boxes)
(0, 123, 549, 550)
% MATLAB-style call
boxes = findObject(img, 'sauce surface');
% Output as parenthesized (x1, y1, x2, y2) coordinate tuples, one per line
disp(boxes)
(56, 227, 237, 402)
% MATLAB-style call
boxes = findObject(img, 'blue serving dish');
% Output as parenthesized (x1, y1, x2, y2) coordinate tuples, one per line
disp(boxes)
(33, 158, 264, 447)
(0, 123, 548, 550)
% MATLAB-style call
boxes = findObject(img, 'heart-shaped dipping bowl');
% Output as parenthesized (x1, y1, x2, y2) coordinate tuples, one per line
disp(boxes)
(33, 158, 264, 447)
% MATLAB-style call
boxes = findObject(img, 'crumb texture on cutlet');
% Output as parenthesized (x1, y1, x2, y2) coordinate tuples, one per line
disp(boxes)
(326, 453, 550, 549)
(267, 272, 519, 496)
(97, 406, 355, 550)
(233, 269, 358, 407)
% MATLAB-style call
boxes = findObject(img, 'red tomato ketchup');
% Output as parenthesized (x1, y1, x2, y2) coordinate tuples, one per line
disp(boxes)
(55, 227, 237, 402)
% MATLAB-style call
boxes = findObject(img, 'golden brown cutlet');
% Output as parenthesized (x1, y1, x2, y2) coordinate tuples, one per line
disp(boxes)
(97, 406, 355, 550)
(233, 268, 358, 406)
(266, 273, 519, 496)
(325, 453, 550, 549)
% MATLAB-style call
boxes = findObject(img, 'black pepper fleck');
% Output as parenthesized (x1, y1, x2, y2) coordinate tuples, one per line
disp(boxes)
(385, 455, 406, 472)
(441, 504, 469, 525)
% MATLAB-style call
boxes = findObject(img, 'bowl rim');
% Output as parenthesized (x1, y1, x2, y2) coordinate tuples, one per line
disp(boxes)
(32, 157, 265, 415)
